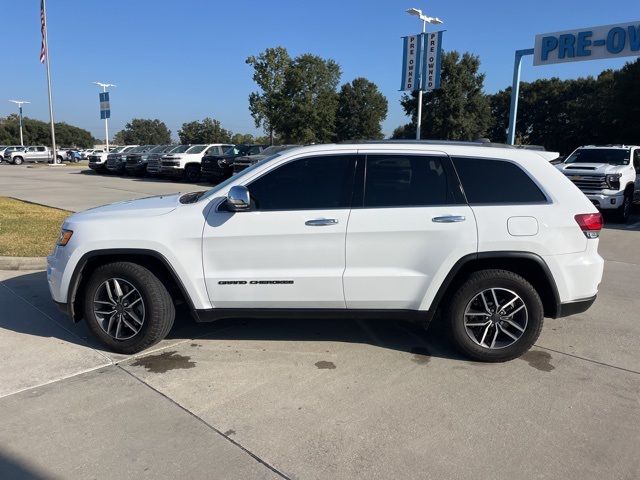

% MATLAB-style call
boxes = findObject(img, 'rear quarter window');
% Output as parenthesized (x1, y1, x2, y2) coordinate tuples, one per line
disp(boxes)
(452, 157, 547, 204)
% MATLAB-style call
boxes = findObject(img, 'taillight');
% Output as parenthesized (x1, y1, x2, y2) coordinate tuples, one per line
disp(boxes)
(575, 213, 603, 239)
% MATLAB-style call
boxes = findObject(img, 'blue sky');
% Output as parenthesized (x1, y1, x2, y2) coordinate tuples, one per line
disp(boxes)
(0, 1, 636, 141)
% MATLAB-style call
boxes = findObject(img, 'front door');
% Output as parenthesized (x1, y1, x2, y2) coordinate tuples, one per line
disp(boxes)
(344, 151, 477, 310)
(202, 153, 358, 309)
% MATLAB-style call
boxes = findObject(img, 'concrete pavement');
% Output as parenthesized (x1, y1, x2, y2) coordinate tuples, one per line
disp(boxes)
(0, 166, 638, 479)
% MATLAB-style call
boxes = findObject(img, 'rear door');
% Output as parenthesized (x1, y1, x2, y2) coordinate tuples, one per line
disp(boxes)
(344, 151, 477, 310)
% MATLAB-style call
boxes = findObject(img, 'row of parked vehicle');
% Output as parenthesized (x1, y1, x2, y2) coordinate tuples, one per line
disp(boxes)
(0, 145, 109, 164)
(88, 143, 299, 183)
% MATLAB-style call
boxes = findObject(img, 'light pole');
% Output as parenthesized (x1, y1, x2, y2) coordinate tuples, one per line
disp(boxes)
(8, 100, 31, 146)
(92, 82, 116, 151)
(406, 8, 443, 140)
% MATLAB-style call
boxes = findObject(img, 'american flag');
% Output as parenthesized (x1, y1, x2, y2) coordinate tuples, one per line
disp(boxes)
(39, 0, 46, 63)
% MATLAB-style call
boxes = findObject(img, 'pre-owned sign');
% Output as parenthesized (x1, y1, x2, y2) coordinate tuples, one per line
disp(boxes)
(534, 21, 640, 66)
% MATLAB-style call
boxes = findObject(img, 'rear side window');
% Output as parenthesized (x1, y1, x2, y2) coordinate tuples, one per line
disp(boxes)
(452, 157, 547, 204)
(363, 155, 461, 208)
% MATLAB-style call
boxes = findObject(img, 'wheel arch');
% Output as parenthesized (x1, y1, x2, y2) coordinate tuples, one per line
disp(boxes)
(67, 249, 196, 323)
(426, 251, 561, 324)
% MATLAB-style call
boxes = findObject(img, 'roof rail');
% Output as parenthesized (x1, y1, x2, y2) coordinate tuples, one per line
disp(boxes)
(343, 139, 519, 149)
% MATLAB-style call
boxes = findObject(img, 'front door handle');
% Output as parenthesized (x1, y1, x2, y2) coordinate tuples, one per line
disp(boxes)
(305, 218, 339, 226)
(432, 215, 466, 223)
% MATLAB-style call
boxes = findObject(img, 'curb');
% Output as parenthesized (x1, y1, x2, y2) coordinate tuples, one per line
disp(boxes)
(0, 256, 47, 271)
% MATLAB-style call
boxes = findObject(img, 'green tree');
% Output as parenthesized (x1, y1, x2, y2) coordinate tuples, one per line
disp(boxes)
(488, 72, 617, 153)
(274, 53, 342, 144)
(335, 77, 388, 141)
(230, 133, 255, 144)
(394, 51, 491, 141)
(246, 47, 292, 145)
(178, 118, 232, 144)
(0, 115, 96, 147)
(113, 119, 171, 145)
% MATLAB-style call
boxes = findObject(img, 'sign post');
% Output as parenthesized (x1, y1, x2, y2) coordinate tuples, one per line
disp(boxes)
(507, 21, 640, 144)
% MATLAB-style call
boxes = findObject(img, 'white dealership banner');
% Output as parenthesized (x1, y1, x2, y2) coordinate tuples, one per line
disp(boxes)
(400, 34, 422, 91)
(423, 31, 444, 92)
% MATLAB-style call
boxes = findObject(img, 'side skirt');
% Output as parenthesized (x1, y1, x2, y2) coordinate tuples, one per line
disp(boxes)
(194, 308, 427, 323)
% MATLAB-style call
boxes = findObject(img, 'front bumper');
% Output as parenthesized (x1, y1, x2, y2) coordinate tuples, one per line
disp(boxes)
(584, 191, 625, 210)
(88, 162, 106, 171)
(125, 163, 147, 174)
(159, 166, 184, 177)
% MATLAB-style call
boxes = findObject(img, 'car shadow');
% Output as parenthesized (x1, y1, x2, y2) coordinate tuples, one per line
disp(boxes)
(0, 271, 465, 362)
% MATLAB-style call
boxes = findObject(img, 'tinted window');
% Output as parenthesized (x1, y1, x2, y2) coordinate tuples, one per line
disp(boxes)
(452, 157, 547, 204)
(248, 155, 356, 210)
(363, 155, 460, 208)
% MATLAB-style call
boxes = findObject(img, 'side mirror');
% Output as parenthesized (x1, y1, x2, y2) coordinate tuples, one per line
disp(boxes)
(226, 185, 250, 211)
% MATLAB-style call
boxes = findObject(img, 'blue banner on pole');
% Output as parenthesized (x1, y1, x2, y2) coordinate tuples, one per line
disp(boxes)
(422, 31, 444, 92)
(99, 91, 110, 119)
(400, 34, 423, 91)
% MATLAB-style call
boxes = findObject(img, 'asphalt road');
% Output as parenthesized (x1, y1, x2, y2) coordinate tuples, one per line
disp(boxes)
(0, 165, 638, 479)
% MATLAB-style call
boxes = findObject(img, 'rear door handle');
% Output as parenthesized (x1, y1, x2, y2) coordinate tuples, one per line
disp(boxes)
(432, 215, 466, 223)
(305, 218, 339, 226)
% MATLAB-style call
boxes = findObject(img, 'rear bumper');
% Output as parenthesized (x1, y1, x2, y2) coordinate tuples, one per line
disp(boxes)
(556, 295, 597, 318)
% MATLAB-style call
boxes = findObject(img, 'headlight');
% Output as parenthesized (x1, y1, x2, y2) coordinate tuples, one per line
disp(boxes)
(606, 174, 621, 189)
(57, 229, 73, 246)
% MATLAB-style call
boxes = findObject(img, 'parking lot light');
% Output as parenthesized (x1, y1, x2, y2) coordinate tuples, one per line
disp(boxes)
(406, 7, 443, 141)
(8, 100, 30, 146)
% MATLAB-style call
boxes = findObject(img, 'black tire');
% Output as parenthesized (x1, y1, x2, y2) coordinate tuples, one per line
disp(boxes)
(614, 191, 632, 223)
(446, 269, 544, 362)
(13, 156, 23, 165)
(184, 164, 201, 182)
(83, 262, 175, 354)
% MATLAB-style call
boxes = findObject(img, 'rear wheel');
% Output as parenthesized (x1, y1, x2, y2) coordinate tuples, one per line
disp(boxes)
(83, 262, 175, 354)
(446, 269, 544, 362)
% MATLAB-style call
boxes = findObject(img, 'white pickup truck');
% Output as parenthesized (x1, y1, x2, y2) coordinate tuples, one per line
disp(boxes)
(556, 145, 640, 222)
(4, 145, 64, 165)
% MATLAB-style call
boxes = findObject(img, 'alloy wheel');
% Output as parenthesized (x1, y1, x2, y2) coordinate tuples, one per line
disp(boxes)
(463, 288, 528, 349)
(93, 277, 145, 340)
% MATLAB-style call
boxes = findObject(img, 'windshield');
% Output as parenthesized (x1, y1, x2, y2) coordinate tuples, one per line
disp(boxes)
(149, 145, 167, 153)
(127, 146, 147, 153)
(260, 145, 296, 155)
(185, 145, 208, 154)
(109, 147, 124, 153)
(565, 148, 630, 165)
(169, 145, 190, 154)
(200, 153, 283, 201)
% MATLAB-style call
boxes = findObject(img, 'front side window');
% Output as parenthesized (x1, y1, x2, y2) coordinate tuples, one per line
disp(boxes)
(452, 157, 547, 204)
(247, 155, 356, 211)
(363, 155, 461, 208)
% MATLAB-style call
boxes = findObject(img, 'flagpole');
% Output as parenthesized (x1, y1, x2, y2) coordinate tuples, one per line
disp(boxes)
(42, 0, 58, 164)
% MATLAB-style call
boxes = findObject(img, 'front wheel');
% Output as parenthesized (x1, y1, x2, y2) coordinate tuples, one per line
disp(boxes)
(446, 269, 544, 362)
(83, 262, 175, 354)
(184, 164, 201, 182)
(13, 156, 23, 165)
(614, 192, 632, 223)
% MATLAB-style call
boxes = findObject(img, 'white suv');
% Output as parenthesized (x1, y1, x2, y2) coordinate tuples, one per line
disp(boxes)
(47, 142, 604, 361)
(158, 144, 233, 181)
(556, 145, 640, 222)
